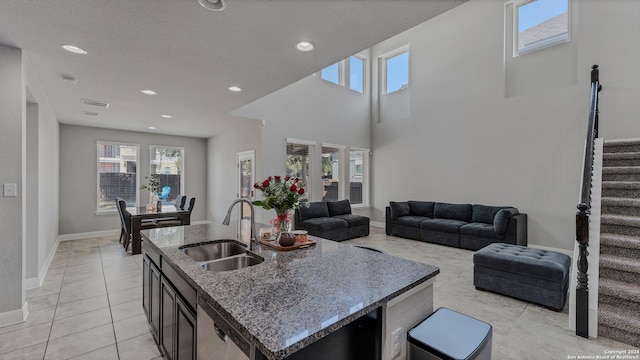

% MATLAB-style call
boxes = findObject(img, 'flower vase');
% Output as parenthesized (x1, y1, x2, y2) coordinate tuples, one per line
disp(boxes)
(272, 209, 292, 238)
(147, 192, 159, 212)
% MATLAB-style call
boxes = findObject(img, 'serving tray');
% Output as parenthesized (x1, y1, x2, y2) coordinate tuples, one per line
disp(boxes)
(258, 238, 316, 251)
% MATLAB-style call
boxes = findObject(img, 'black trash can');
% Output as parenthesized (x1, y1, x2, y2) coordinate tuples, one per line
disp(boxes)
(407, 307, 492, 360)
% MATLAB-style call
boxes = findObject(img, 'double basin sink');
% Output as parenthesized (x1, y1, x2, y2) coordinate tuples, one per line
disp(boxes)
(179, 240, 263, 272)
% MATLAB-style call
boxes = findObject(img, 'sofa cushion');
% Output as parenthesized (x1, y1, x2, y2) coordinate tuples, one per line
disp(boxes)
(327, 199, 352, 216)
(298, 202, 329, 221)
(408, 201, 435, 218)
(420, 218, 467, 234)
(302, 217, 348, 232)
(334, 214, 369, 227)
(390, 201, 410, 220)
(471, 205, 509, 224)
(459, 223, 504, 240)
(395, 216, 430, 228)
(433, 203, 472, 222)
(494, 208, 519, 234)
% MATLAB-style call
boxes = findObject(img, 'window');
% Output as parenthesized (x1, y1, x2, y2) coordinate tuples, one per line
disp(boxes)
(349, 148, 369, 206)
(385, 51, 409, 94)
(321, 145, 344, 202)
(150, 145, 184, 204)
(516, 0, 568, 55)
(286, 140, 315, 201)
(97, 141, 139, 212)
(349, 56, 365, 93)
(321, 63, 341, 85)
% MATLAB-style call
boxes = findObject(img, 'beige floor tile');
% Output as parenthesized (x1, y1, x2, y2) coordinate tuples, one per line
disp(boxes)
(111, 299, 145, 322)
(58, 281, 107, 304)
(117, 333, 162, 360)
(114, 314, 152, 342)
(49, 307, 113, 340)
(68, 344, 118, 359)
(0, 342, 46, 360)
(0, 306, 56, 336)
(53, 294, 110, 320)
(108, 285, 143, 306)
(0, 322, 51, 355)
(27, 292, 59, 311)
(44, 323, 115, 360)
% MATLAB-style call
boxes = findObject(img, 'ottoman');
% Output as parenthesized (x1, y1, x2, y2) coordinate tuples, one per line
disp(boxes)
(473, 243, 571, 311)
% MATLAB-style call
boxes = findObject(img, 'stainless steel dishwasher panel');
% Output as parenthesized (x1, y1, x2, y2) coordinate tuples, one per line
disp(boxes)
(197, 302, 250, 360)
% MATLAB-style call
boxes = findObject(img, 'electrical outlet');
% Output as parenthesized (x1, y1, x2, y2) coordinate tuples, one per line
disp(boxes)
(3, 183, 17, 197)
(391, 327, 402, 358)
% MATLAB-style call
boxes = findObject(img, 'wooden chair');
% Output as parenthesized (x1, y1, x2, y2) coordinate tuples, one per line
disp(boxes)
(155, 196, 195, 227)
(117, 198, 158, 252)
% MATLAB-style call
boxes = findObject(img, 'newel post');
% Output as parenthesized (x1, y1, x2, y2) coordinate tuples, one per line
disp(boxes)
(576, 203, 590, 338)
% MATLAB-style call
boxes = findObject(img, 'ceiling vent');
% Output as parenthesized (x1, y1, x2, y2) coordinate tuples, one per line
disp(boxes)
(81, 98, 110, 108)
(83, 111, 99, 116)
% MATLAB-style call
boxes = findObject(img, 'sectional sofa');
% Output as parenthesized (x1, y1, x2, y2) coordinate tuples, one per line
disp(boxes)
(294, 200, 370, 241)
(385, 201, 527, 250)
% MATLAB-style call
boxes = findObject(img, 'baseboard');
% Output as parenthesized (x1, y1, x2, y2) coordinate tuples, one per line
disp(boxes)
(58, 229, 120, 241)
(191, 220, 212, 225)
(25, 236, 61, 290)
(0, 302, 28, 328)
(371, 221, 385, 228)
(528, 244, 573, 257)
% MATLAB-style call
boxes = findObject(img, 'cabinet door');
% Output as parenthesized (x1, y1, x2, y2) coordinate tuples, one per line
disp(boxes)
(161, 277, 177, 360)
(176, 296, 196, 360)
(143, 255, 150, 319)
(150, 260, 161, 342)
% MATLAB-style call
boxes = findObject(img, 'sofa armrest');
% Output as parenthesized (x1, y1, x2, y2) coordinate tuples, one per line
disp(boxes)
(294, 208, 304, 230)
(385, 206, 392, 235)
(511, 213, 527, 246)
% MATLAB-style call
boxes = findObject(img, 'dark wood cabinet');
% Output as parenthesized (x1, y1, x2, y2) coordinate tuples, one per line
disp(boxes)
(143, 254, 161, 342)
(176, 295, 197, 360)
(161, 277, 176, 359)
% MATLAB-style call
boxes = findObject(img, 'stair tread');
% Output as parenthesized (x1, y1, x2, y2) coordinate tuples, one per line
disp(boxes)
(600, 254, 640, 274)
(598, 303, 640, 334)
(602, 181, 640, 189)
(601, 214, 640, 228)
(599, 278, 640, 302)
(602, 197, 640, 206)
(603, 152, 640, 159)
(604, 140, 640, 147)
(602, 166, 640, 173)
(601, 233, 640, 249)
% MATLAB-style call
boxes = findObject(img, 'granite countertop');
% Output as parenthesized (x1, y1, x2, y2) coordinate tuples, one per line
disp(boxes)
(142, 223, 439, 360)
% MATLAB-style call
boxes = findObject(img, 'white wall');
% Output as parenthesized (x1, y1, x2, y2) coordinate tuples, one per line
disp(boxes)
(370, 0, 640, 250)
(0, 44, 25, 321)
(58, 124, 208, 235)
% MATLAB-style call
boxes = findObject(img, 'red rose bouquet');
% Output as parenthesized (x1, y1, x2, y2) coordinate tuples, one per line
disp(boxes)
(252, 176, 307, 235)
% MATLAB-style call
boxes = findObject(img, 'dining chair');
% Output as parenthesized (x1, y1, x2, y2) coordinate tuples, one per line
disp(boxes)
(115, 197, 127, 244)
(118, 198, 158, 252)
(155, 196, 195, 227)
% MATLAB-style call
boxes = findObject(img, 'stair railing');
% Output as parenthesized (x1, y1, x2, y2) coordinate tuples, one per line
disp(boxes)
(576, 64, 602, 338)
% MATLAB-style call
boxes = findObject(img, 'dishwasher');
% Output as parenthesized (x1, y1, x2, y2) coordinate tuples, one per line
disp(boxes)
(197, 300, 250, 360)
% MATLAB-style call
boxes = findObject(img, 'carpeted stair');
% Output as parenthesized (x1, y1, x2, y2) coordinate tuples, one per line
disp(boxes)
(599, 140, 640, 347)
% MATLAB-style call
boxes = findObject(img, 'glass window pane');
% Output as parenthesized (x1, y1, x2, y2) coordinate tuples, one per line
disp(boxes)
(386, 51, 409, 94)
(321, 63, 340, 85)
(349, 149, 365, 205)
(518, 0, 568, 51)
(286, 142, 314, 200)
(321, 146, 341, 202)
(349, 56, 364, 93)
(97, 142, 138, 212)
(150, 145, 184, 204)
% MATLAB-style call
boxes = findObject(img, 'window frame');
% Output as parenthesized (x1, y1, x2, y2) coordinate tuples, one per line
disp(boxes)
(286, 138, 316, 202)
(348, 147, 370, 208)
(348, 55, 366, 94)
(149, 145, 185, 204)
(513, 0, 570, 57)
(96, 141, 140, 214)
(320, 62, 344, 86)
(321, 143, 346, 202)
(380, 45, 410, 95)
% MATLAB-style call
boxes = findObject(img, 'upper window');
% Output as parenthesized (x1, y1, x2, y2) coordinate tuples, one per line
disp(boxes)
(385, 51, 409, 94)
(349, 56, 365, 93)
(321, 63, 341, 85)
(516, 0, 568, 55)
(150, 145, 184, 205)
(97, 141, 139, 213)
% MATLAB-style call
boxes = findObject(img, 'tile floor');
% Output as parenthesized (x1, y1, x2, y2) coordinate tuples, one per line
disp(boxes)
(0, 226, 637, 359)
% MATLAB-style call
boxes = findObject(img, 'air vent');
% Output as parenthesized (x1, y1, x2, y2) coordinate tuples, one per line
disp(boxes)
(81, 98, 110, 108)
(83, 111, 99, 116)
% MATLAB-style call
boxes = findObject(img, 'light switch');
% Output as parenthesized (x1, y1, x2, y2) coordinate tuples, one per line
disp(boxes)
(4, 183, 17, 197)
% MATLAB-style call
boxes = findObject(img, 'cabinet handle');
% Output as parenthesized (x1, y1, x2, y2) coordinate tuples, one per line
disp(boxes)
(214, 323, 227, 342)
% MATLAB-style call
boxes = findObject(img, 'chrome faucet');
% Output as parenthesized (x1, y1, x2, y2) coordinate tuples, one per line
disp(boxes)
(222, 199, 257, 251)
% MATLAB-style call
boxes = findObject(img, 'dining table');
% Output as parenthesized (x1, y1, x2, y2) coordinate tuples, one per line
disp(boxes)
(127, 205, 191, 255)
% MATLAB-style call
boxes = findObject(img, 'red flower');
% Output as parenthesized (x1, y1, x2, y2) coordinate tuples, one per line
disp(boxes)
(253, 183, 260, 189)
(298, 188, 305, 195)
(285, 175, 291, 181)
(294, 177, 300, 183)
(262, 179, 270, 188)
(290, 184, 297, 192)
(274, 175, 281, 182)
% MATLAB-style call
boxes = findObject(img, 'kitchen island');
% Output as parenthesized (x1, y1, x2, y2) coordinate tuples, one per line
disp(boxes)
(141, 223, 439, 360)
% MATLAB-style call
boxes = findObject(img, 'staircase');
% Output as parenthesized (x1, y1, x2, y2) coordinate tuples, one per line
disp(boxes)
(598, 139, 640, 347)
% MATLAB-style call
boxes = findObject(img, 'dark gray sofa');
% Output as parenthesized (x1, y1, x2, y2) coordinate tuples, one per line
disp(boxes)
(385, 201, 527, 250)
(294, 200, 369, 241)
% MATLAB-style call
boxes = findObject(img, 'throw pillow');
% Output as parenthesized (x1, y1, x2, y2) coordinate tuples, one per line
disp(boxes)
(389, 201, 410, 220)
(408, 201, 435, 217)
(299, 202, 329, 221)
(493, 208, 519, 234)
(327, 199, 352, 216)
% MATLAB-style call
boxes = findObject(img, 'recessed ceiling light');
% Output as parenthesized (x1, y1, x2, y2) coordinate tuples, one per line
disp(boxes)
(228, 86, 242, 92)
(148, 126, 157, 130)
(61, 75, 78, 84)
(296, 42, 315, 52)
(197, 0, 226, 11)
(141, 89, 157, 95)
(161, 114, 173, 119)
(61, 45, 87, 54)
(83, 111, 98, 116)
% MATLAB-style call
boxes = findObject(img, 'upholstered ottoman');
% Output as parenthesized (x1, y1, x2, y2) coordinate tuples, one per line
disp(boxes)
(473, 243, 571, 311)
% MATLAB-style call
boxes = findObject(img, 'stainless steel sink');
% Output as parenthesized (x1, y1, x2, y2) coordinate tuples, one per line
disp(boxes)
(201, 254, 264, 272)
(180, 241, 247, 262)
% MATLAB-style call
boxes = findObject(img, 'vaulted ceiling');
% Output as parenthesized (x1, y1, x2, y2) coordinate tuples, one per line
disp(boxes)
(0, 0, 466, 138)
